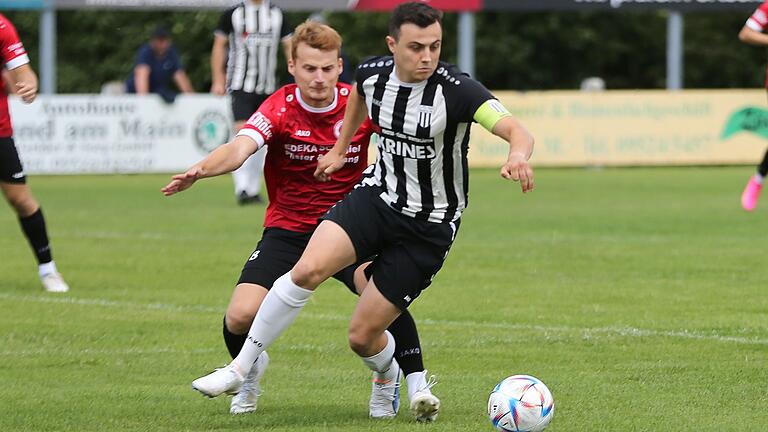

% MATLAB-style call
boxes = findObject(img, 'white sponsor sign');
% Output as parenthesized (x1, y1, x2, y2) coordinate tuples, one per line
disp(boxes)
(10, 94, 232, 174)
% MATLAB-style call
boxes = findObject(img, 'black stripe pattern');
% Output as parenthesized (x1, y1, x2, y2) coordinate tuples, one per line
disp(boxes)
(224, 2, 283, 94)
(358, 57, 480, 223)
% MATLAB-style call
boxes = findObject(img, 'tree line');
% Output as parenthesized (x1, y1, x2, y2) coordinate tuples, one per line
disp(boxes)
(3, 9, 766, 93)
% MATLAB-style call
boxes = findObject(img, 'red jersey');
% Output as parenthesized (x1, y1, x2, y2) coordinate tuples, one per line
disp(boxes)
(237, 83, 376, 232)
(746, 1, 768, 88)
(0, 14, 30, 137)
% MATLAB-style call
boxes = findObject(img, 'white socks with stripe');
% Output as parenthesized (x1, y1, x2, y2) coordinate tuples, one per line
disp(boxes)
(233, 272, 313, 373)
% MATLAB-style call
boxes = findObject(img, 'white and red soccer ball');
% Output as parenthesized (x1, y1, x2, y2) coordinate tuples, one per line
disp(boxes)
(487, 375, 554, 432)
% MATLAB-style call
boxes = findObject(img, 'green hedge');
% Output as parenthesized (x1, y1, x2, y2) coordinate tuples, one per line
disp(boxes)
(3, 9, 765, 92)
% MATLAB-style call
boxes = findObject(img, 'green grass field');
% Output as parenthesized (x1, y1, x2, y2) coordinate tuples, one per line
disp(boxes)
(1, 167, 767, 431)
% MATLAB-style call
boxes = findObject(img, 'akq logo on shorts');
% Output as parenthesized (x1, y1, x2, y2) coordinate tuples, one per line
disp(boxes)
(194, 110, 230, 154)
(721, 106, 768, 140)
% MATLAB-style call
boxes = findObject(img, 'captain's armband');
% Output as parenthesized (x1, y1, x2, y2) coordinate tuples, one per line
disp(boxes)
(473, 99, 512, 132)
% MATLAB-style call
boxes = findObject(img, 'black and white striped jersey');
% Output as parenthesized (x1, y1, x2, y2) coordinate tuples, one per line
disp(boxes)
(356, 56, 497, 223)
(215, 1, 290, 95)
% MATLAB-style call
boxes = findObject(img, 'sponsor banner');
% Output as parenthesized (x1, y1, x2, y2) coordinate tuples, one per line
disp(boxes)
(469, 90, 768, 167)
(10, 95, 232, 174)
(11, 91, 768, 174)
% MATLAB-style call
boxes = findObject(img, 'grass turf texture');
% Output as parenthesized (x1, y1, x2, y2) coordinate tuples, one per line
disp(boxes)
(1, 167, 767, 431)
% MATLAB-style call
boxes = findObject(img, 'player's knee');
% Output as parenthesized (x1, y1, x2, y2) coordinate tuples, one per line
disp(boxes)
(6, 193, 37, 216)
(225, 304, 255, 334)
(291, 259, 325, 289)
(347, 326, 375, 355)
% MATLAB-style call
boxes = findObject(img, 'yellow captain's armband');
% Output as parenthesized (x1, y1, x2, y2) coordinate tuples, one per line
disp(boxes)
(474, 99, 512, 132)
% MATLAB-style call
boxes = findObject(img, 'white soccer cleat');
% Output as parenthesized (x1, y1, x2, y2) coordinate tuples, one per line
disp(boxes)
(410, 373, 440, 422)
(192, 363, 244, 398)
(230, 351, 270, 414)
(369, 359, 401, 419)
(41, 273, 69, 293)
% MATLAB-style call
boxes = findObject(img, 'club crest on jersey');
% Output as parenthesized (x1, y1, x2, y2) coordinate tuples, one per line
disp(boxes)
(418, 105, 433, 129)
(334, 120, 343, 139)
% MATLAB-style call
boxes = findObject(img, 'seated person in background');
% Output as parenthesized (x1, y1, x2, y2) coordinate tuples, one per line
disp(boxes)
(125, 26, 194, 103)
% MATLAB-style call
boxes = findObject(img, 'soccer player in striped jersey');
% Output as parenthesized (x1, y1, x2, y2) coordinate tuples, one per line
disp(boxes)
(212, 0, 292, 205)
(191, 2, 534, 423)
(0, 13, 69, 293)
(164, 21, 437, 420)
(739, 0, 768, 211)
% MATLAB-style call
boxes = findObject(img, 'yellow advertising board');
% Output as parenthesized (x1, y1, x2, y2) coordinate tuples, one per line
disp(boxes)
(469, 90, 768, 167)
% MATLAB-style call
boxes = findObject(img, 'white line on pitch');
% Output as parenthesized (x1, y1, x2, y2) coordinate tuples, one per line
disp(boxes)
(1, 293, 766, 346)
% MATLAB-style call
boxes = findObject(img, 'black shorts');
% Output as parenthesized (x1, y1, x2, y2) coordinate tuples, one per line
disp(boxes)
(321, 186, 460, 310)
(238, 227, 359, 293)
(0, 137, 26, 184)
(230, 91, 270, 121)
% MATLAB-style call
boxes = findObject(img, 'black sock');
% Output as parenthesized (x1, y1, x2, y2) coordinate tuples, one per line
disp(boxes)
(223, 316, 248, 359)
(19, 207, 52, 264)
(758, 150, 768, 177)
(388, 310, 424, 376)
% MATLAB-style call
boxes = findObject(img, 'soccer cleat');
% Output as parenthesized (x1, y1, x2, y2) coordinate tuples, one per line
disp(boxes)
(369, 359, 401, 419)
(741, 176, 763, 211)
(237, 192, 263, 206)
(192, 363, 244, 398)
(410, 373, 440, 422)
(230, 351, 270, 414)
(41, 273, 69, 293)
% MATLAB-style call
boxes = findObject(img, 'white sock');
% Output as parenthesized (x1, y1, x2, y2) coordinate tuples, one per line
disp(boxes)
(39, 261, 57, 278)
(754, 174, 765, 185)
(232, 272, 312, 373)
(406, 371, 430, 400)
(361, 330, 395, 373)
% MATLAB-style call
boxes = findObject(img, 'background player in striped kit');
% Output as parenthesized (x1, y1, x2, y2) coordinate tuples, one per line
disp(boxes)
(212, 0, 291, 205)
(165, 20, 437, 420)
(739, 0, 768, 211)
(190, 1, 534, 424)
(0, 13, 69, 293)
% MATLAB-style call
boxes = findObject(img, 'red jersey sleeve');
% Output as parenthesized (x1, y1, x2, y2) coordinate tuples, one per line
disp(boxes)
(746, 1, 768, 32)
(358, 117, 379, 139)
(0, 14, 29, 70)
(235, 91, 284, 149)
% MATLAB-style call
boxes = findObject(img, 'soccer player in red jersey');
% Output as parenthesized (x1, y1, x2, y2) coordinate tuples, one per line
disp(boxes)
(739, 0, 768, 211)
(0, 14, 69, 292)
(163, 21, 437, 420)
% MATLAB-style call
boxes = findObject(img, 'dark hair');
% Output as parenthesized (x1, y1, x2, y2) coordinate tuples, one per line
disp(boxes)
(150, 25, 170, 39)
(388, 2, 443, 40)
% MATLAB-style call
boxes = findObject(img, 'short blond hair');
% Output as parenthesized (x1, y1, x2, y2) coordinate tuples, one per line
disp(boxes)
(291, 20, 343, 60)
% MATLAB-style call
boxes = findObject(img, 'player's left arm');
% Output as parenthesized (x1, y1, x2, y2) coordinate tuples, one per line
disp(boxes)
(6, 63, 37, 104)
(453, 71, 534, 193)
(475, 100, 535, 193)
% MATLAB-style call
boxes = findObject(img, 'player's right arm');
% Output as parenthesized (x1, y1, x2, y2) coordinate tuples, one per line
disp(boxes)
(1, 14, 36, 103)
(6, 63, 37, 103)
(315, 86, 368, 181)
(161, 134, 261, 196)
(740, 3, 768, 46)
(163, 97, 280, 196)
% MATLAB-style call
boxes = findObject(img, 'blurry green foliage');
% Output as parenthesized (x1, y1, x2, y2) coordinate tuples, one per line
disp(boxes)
(2, 9, 766, 92)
